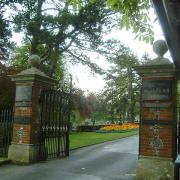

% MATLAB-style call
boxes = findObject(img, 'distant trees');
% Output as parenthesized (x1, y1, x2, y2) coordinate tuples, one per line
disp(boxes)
(100, 44, 141, 123)
(71, 89, 96, 125)
(70, 43, 142, 125)
(91, 94, 109, 125)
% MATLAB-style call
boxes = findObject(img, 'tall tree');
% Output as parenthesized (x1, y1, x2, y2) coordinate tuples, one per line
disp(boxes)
(91, 93, 109, 125)
(71, 89, 96, 126)
(0, 1, 13, 61)
(103, 44, 140, 122)
(9, 0, 118, 77)
(0, 1, 26, 61)
(1, 0, 154, 64)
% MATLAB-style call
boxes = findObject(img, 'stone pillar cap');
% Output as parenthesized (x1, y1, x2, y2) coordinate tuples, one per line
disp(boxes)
(153, 40, 168, 58)
(17, 67, 48, 77)
(28, 54, 41, 68)
(145, 40, 172, 65)
(11, 54, 56, 85)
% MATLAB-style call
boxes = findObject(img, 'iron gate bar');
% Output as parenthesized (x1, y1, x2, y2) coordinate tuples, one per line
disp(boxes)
(0, 107, 14, 157)
(39, 89, 71, 160)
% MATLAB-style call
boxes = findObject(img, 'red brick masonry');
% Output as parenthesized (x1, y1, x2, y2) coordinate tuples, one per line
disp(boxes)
(140, 77, 176, 158)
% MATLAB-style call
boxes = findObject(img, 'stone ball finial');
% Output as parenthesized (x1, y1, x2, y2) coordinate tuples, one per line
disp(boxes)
(28, 54, 41, 68)
(153, 40, 168, 58)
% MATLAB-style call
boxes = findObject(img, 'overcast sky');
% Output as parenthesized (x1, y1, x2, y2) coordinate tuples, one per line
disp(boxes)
(12, 9, 170, 93)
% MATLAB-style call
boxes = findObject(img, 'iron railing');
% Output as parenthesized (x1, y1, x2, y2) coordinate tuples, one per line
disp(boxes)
(0, 107, 14, 157)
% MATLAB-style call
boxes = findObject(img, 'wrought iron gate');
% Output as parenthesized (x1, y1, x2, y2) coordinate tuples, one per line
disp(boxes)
(0, 108, 14, 157)
(177, 88, 180, 154)
(39, 89, 71, 160)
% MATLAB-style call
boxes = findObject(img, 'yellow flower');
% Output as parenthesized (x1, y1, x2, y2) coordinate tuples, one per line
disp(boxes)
(100, 123, 139, 131)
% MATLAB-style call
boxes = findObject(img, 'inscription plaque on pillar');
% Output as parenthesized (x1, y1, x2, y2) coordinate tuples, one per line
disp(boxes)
(16, 86, 32, 101)
(142, 80, 172, 100)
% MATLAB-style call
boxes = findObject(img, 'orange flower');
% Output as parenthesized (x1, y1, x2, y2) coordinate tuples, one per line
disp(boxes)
(100, 123, 139, 131)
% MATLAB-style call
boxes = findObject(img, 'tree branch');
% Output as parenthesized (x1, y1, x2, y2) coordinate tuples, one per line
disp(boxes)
(66, 50, 106, 75)
(40, 45, 52, 63)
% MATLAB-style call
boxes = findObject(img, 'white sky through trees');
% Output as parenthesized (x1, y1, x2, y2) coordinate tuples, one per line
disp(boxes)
(67, 19, 170, 93)
(12, 10, 170, 93)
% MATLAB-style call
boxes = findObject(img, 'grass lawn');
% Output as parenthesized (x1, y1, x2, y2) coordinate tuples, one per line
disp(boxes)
(0, 130, 138, 159)
(70, 129, 138, 149)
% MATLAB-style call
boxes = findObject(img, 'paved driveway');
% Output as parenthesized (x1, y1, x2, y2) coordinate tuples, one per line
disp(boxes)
(0, 135, 139, 180)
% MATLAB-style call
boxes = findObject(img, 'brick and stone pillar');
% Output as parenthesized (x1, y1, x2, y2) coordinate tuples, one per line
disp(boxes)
(8, 55, 56, 164)
(135, 40, 177, 180)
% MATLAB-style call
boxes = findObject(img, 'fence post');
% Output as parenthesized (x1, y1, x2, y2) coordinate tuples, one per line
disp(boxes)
(8, 55, 56, 164)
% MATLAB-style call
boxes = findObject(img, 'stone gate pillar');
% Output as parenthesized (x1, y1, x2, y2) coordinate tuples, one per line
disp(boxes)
(135, 40, 177, 180)
(8, 55, 55, 164)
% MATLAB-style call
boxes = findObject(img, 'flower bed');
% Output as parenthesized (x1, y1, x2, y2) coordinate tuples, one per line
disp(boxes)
(96, 123, 139, 133)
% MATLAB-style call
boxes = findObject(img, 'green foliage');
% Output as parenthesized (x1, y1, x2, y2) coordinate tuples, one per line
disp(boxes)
(70, 89, 97, 126)
(108, 0, 153, 42)
(102, 43, 140, 122)
(140, 52, 151, 64)
(10, 44, 30, 70)
(2, 0, 153, 77)
(69, 0, 154, 43)
(8, 0, 116, 76)
(10, 43, 64, 81)
(91, 94, 109, 123)
(0, 0, 24, 60)
(72, 89, 86, 122)
(71, 110, 85, 126)
(0, 12, 12, 60)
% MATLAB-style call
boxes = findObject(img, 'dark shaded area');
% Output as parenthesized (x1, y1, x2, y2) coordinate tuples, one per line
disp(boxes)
(0, 76, 15, 109)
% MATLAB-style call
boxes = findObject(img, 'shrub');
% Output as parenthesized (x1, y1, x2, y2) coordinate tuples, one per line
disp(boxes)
(76, 125, 104, 132)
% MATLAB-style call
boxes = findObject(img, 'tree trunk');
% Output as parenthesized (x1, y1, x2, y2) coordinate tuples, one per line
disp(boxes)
(128, 67, 135, 122)
(130, 94, 135, 123)
(48, 48, 59, 77)
(31, 38, 39, 54)
(30, 0, 43, 55)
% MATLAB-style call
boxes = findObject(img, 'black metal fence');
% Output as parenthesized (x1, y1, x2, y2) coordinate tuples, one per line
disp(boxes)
(39, 89, 71, 160)
(0, 108, 14, 157)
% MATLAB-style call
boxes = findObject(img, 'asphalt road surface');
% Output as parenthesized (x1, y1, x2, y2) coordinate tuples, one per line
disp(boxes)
(0, 135, 139, 180)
